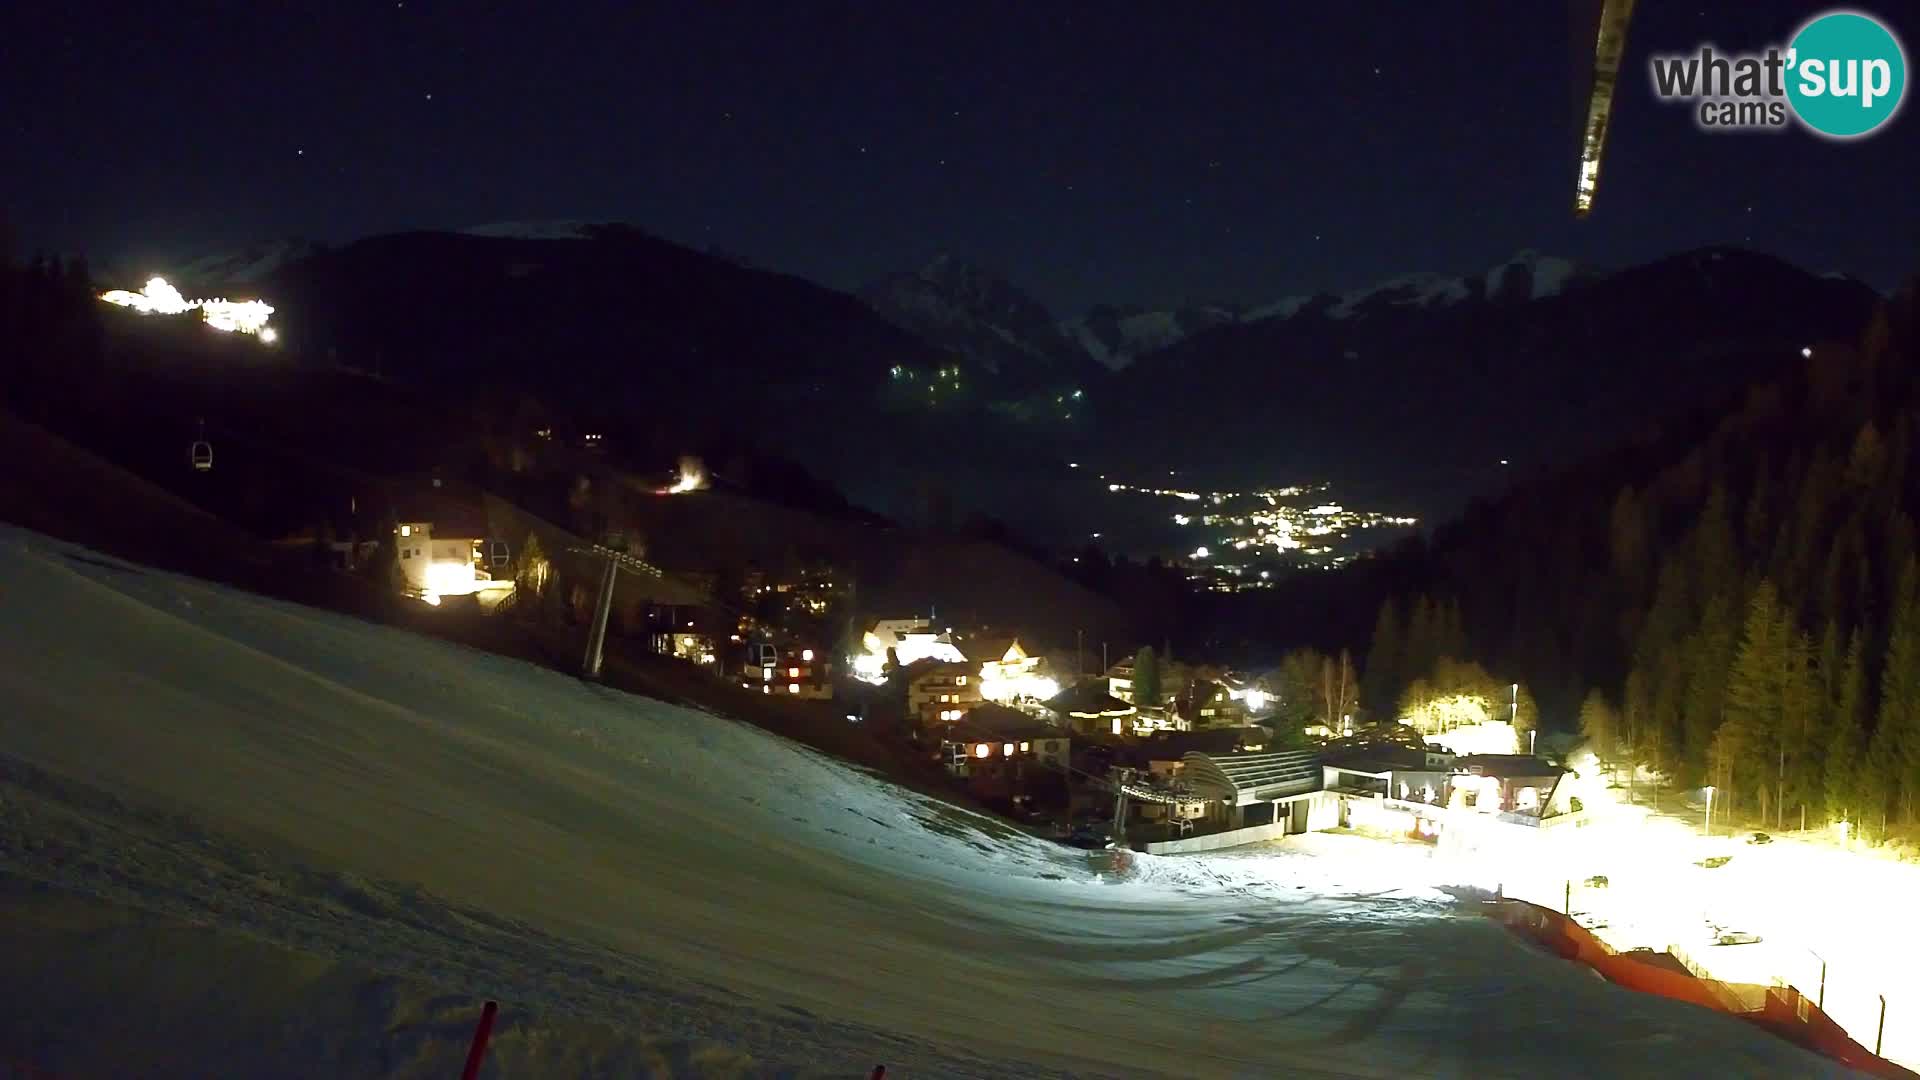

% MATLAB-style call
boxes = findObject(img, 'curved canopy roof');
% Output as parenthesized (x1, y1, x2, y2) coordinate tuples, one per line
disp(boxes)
(1181, 749, 1321, 806)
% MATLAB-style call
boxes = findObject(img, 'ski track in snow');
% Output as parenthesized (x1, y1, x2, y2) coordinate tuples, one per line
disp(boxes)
(0, 525, 1856, 1078)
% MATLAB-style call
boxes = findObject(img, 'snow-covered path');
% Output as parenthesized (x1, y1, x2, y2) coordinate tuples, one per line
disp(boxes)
(0, 527, 1854, 1077)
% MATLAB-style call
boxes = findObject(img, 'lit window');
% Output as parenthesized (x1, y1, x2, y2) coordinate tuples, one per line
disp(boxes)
(789, 683, 800, 694)
(788, 667, 800, 678)
(400, 525, 411, 537)
(802, 649, 814, 662)
(1002, 743, 1014, 756)
(1020, 741, 1030, 752)
(973, 744, 991, 759)
(762, 667, 773, 682)
(762, 685, 771, 694)
(957, 675, 968, 685)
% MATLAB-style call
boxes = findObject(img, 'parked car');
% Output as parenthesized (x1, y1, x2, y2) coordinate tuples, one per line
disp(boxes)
(1574, 912, 1610, 930)
(1714, 931, 1763, 946)
(1747, 832, 1773, 845)
(1696, 855, 1733, 869)
(1584, 875, 1610, 889)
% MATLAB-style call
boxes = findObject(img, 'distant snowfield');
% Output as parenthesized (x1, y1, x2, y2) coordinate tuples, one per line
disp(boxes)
(0, 526, 1851, 1078)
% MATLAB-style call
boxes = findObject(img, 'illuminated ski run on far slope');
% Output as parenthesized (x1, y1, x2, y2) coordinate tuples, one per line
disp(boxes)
(99, 276, 276, 339)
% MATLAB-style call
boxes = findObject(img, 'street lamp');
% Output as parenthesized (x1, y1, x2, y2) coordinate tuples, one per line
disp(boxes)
(1704, 785, 1716, 838)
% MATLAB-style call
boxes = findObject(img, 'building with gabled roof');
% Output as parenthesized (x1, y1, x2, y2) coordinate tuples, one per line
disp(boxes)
(1044, 680, 1136, 736)
(903, 658, 981, 728)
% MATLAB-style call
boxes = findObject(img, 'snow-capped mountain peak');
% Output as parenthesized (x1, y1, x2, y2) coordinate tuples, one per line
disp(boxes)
(860, 256, 1086, 375)
(167, 238, 322, 290)
(1061, 304, 1238, 372)
(1328, 272, 1472, 320)
(1245, 295, 1315, 323)
(1486, 250, 1580, 302)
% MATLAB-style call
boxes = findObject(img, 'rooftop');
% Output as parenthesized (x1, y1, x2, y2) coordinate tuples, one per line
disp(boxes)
(1182, 749, 1321, 805)
(1453, 754, 1566, 778)
(952, 703, 1063, 742)
(1136, 728, 1265, 763)
(1044, 681, 1135, 716)
(901, 658, 975, 683)
(1322, 743, 1434, 773)
(392, 489, 490, 539)
(958, 634, 1022, 665)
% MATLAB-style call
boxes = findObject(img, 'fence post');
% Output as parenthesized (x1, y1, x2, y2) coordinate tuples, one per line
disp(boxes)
(462, 1000, 499, 1080)
(1877, 994, 1886, 1057)
(1564, 879, 1571, 915)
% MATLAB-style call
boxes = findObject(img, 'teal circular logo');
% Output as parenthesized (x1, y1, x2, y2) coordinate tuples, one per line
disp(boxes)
(1787, 11, 1907, 138)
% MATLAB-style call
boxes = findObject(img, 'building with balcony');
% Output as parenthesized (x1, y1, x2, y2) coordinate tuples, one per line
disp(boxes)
(905, 659, 980, 727)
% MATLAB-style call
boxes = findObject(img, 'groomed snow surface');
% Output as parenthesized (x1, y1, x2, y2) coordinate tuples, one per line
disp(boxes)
(0, 526, 1856, 1078)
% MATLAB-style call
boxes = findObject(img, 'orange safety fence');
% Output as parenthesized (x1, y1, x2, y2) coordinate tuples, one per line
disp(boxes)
(1488, 900, 1916, 1080)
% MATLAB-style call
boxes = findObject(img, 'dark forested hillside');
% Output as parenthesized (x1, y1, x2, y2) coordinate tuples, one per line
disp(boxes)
(1300, 275, 1916, 837)
(1092, 248, 1880, 516)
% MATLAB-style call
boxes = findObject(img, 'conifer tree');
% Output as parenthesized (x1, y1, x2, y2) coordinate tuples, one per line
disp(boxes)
(1363, 598, 1403, 714)
(1826, 630, 1868, 825)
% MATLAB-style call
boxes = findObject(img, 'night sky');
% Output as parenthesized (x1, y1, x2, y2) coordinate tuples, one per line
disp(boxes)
(5, 2, 1913, 313)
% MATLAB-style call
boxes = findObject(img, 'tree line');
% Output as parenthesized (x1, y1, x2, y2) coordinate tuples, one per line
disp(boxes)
(1341, 278, 1916, 839)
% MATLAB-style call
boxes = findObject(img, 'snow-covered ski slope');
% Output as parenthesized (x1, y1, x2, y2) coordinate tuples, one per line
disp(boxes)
(0, 526, 1853, 1078)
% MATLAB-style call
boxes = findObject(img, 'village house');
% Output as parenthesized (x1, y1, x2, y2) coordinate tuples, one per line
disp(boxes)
(1044, 680, 1137, 736)
(647, 604, 727, 669)
(1321, 743, 1458, 806)
(1105, 659, 1136, 704)
(1176, 678, 1250, 730)
(962, 634, 1062, 706)
(1447, 754, 1572, 816)
(941, 704, 1072, 809)
(854, 618, 965, 683)
(904, 659, 981, 727)
(1219, 672, 1278, 720)
(741, 640, 834, 700)
(390, 491, 514, 610)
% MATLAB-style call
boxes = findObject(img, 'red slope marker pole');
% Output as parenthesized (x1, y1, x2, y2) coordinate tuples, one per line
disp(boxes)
(461, 1000, 499, 1080)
